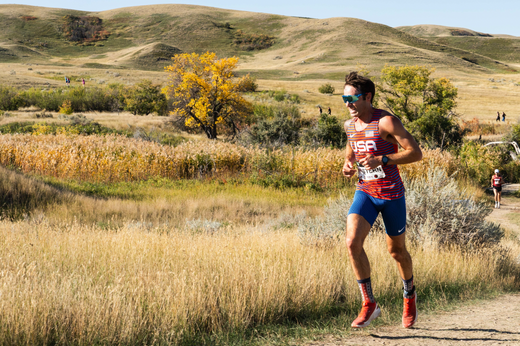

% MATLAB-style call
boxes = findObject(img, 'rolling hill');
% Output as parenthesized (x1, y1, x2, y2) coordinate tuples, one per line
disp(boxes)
(0, 3, 519, 78)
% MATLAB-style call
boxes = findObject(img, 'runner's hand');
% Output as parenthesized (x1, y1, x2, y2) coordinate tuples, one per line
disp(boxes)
(342, 161, 356, 178)
(358, 154, 380, 170)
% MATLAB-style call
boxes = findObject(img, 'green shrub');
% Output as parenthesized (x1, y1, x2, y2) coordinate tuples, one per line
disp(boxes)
(271, 90, 286, 102)
(266, 89, 300, 103)
(408, 107, 467, 149)
(124, 80, 167, 116)
(318, 83, 335, 94)
(0, 85, 25, 111)
(512, 124, 520, 143)
(289, 94, 301, 104)
(0, 121, 131, 137)
(0, 122, 37, 134)
(248, 105, 302, 146)
(302, 113, 347, 148)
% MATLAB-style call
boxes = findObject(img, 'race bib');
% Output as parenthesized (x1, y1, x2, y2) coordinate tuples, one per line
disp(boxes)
(358, 165, 386, 181)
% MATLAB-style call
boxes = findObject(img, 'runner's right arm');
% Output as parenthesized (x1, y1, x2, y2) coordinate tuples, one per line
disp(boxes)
(343, 120, 357, 178)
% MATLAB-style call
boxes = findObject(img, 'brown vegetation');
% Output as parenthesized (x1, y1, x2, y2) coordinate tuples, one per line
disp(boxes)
(62, 15, 110, 43)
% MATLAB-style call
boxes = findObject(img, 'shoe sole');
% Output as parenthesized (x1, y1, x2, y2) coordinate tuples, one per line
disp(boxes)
(403, 295, 418, 328)
(351, 306, 381, 328)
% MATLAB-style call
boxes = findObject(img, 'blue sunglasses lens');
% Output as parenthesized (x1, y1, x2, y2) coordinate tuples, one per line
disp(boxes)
(342, 94, 363, 103)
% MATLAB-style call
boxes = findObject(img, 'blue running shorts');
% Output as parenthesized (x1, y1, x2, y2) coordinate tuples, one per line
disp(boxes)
(348, 190, 407, 236)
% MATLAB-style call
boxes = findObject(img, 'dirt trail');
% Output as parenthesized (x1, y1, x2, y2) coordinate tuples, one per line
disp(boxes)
(306, 184, 520, 346)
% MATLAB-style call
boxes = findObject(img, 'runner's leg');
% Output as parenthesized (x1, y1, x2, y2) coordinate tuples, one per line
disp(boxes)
(347, 192, 380, 328)
(347, 214, 381, 328)
(346, 213, 372, 280)
(386, 233, 413, 281)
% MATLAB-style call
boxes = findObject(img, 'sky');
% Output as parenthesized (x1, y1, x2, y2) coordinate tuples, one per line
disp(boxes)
(2, 0, 520, 37)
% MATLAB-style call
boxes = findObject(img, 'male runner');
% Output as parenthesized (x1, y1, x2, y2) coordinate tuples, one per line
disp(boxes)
(491, 169, 504, 208)
(342, 71, 423, 328)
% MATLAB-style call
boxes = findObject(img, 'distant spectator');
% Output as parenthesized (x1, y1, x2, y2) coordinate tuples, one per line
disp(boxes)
(82, 78, 85, 87)
(496, 111, 500, 122)
(318, 106, 322, 114)
(327, 107, 331, 115)
(502, 112, 506, 122)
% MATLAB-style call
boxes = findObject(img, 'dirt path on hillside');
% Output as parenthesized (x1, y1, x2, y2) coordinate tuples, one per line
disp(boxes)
(305, 184, 520, 346)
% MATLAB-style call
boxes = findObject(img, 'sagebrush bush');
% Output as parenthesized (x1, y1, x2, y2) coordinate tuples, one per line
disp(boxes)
(405, 166, 503, 248)
(298, 166, 503, 248)
(298, 193, 351, 247)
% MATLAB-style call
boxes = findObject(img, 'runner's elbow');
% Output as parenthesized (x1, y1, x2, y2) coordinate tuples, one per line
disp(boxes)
(415, 150, 423, 162)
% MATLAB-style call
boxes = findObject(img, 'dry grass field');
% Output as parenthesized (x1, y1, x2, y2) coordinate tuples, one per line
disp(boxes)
(0, 220, 516, 345)
(1, 4, 520, 345)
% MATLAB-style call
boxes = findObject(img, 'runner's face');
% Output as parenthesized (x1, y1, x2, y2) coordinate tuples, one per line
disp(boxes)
(344, 85, 370, 117)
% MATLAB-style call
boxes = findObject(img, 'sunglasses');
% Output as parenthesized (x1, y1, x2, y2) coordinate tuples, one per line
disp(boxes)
(342, 93, 365, 103)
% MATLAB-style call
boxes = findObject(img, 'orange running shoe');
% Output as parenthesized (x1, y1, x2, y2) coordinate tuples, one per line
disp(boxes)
(351, 300, 381, 328)
(402, 291, 417, 328)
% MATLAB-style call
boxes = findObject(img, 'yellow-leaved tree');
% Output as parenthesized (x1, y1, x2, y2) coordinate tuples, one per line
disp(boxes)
(163, 52, 252, 139)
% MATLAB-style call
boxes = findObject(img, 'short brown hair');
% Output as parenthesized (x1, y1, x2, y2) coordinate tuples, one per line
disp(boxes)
(344, 71, 375, 101)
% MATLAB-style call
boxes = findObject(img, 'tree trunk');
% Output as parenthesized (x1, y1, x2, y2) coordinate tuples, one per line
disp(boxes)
(210, 111, 218, 139)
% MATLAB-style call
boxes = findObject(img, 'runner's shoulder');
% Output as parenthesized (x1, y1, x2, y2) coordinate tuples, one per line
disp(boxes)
(378, 109, 398, 120)
(378, 110, 404, 129)
(344, 118, 356, 130)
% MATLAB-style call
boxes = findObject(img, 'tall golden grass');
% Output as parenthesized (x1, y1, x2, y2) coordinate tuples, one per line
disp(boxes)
(0, 221, 517, 345)
(0, 134, 463, 186)
(0, 134, 345, 185)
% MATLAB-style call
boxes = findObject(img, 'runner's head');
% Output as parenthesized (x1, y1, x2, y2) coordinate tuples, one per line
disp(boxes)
(344, 72, 375, 104)
(494, 169, 499, 174)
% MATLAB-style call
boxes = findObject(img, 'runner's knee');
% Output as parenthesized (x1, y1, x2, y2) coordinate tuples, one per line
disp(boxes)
(388, 246, 410, 262)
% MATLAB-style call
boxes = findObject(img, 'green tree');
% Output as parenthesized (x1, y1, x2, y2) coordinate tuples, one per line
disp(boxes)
(163, 52, 252, 139)
(124, 80, 167, 116)
(379, 65, 464, 149)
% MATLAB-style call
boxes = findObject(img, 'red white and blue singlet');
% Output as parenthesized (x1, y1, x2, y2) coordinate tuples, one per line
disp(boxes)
(347, 109, 404, 200)
(492, 175, 502, 188)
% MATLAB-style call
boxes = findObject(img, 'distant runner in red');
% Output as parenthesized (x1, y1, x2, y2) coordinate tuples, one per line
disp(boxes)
(342, 72, 423, 329)
(491, 169, 504, 209)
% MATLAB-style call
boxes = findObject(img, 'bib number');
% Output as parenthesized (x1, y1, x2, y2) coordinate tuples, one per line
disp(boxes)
(358, 165, 386, 181)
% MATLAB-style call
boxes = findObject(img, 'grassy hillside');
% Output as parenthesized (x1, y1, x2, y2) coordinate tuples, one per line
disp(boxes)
(398, 24, 520, 64)
(0, 4, 518, 75)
